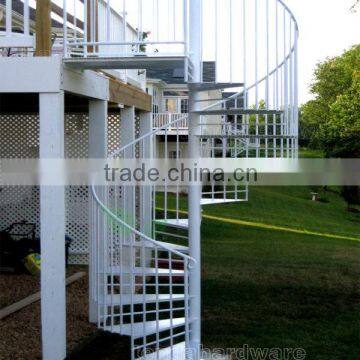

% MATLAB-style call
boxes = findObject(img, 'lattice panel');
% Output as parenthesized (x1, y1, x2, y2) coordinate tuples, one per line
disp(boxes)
(66, 186, 89, 265)
(108, 113, 121, 155)
(65, 113, 89, 158)
(0, 114, 40, 237)
(0, 112, 122, 265)
(0, 186, 40, 236)
(65, 114, 89, 264)
(0, 114, 39, 158)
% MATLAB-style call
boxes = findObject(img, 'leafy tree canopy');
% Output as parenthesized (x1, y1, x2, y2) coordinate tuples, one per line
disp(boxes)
(300, 45, 360, 157)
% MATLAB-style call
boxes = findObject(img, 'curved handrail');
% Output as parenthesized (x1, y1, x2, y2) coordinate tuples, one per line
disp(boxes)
(202, 0, 299, 112)
(109, 113, 189, 158)
(92, 112, 196, 267)
(91, 184, 196, 266)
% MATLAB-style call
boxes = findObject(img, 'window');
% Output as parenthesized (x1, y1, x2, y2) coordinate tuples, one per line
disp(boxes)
(169, 150, 181, 159)
(164, 91, 188, 97)
(180, 99, 188, 113)
(165, 98, 178, 113)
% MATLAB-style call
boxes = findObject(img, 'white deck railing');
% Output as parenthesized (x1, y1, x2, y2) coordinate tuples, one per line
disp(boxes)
(153, 113, 188, 130)
(0, 0, 33, 48)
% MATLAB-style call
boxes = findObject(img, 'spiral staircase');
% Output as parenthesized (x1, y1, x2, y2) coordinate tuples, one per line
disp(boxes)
(63, 0, 298, 359)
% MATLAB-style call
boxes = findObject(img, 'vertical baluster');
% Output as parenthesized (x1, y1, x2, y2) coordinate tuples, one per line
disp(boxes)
(164, 127, 168, 220)
(73, 0, 77, 45)
(183, 0, 188, 57)
(138, 0, 143, 53)
(123, 0, 126, 55)
(155, 247, 160, 355)
(255, 0, 259, 158)
(230, 0, 233, 82)
(84, 0, 88, 57)
(23, 0, 29, 36)
(283, 8, 287, 158)
(294, 21, 299, 158)
(169, 252, 174, 358)
(156, 0, 160, 43)
(184, 259, 190, 351)
(215, 0, 218, 72)
(176, 118, 180, 221)
(274, 0, 279, 157)
(63, 0, 68, 57)
(106, 0, 111, 42)
(288, 14, 293, 159)
(265, 0, 270, 158)
(243, 0, 247, 108)
(142, 235, 146, 356)
(173, 0, 176, 41)
(6, 0, 11, 36)
(96, 199, 101, 328)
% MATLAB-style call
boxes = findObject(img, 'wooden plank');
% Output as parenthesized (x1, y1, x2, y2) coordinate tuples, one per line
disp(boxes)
(0, 272, 86, 320)
(109, 78, 152, 112)
(35, 0, 52, 56)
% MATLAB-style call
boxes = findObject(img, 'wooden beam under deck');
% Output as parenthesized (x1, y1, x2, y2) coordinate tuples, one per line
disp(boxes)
(109, 78, 152, 112)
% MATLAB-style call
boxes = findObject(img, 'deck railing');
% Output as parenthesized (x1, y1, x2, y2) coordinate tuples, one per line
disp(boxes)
(0, 0, 33, 48)
(153, 113, 188, 130)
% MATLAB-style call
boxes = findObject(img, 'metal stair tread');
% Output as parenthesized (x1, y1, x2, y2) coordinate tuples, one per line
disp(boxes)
(121, 240, 189, 252)
(154, 218, 189, 230)
(192, 108, 283, 116)
(104, 318, 186, 338)
(201, 198, 247, 205)
(188, 82, 244, 91)
(105, 267, 185, 275)
(99, 294, 185, 306)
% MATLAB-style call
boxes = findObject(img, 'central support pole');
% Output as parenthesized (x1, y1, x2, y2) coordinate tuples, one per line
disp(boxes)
(188, 0, 202, 359)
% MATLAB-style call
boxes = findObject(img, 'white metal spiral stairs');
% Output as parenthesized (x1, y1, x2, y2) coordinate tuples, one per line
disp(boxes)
(81, 0, 299, 359)
(0, 0, 298, 359)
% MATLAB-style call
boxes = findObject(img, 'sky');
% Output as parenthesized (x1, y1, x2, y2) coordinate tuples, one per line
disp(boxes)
(285, 0, 360, 104)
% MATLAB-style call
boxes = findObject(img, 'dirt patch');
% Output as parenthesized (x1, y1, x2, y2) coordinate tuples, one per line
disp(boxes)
(0, 267, 97, 360)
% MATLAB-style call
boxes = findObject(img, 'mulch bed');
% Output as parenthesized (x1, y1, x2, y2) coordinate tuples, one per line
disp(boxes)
(0, 267, 97, 360)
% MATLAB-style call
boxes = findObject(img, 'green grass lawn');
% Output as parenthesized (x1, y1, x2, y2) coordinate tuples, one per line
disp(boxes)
(199, 187, 360, 359)
(157, 185, 359, 359)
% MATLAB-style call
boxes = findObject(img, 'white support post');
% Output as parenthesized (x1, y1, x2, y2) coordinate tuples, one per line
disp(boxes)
(120, 106, 136, 292)
(88, 99, 108, 324)
(39, 92, 66, 360)
(139, 111, 153, 238)
(139, 111, 153, 270)
(188, 0, 202, 359)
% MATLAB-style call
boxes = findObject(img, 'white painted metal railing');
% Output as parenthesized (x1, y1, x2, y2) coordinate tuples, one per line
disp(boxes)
(153, 113, 188, 130)
(90, 114, 196, 359)
(62, 0, 189, 58)
(0, 0, 33, 48)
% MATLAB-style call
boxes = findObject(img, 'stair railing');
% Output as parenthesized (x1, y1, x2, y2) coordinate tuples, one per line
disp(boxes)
(90, 112, 195, 359)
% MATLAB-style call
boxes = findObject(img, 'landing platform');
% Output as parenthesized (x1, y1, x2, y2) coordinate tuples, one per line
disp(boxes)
(64, 55, 187, 71)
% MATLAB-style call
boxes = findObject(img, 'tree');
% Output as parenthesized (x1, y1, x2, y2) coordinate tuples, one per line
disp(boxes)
(301, 45, 360, 209)
(301, 45, 360, 154)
